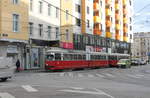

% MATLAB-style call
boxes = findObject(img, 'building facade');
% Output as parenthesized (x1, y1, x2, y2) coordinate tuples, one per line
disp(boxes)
(60, 0, 93, 49)
(0, 0, 29, 69)
(132, 32, 150, 61)
(26, 0, 60, 69)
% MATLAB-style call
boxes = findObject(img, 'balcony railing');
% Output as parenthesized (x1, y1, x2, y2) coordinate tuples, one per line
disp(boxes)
(94, 16, 101, 23)
(93, 2, 99, 10)
(106, 9, 111, 16)
(94, 29, 102, 35)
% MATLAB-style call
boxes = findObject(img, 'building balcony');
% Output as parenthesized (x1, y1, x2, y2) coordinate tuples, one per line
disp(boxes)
(115, 4, 119, 9)
(123, 36, 128, 42)
(106, 0, 111, 4)
(94, 0, 99, 3)
(94, 29, 102, 35)
(123, 9, 127, 14)
(116, 24, 120, 30)
(106, 32, 112, 38)
(123, 27, 128, 33)
(123, 18, 128, 23)
(106, 20, 112, 27)
(115, 14, 120, 20)
(106, 9, 111, 16)
(123, 0, 127, 5)
(93, 3, 99, 10)
(115, 34, 120, 40)
(94, 16, 101, 23)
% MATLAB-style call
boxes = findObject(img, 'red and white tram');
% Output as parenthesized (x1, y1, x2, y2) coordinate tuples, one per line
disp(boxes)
(45, 49, 129, 70)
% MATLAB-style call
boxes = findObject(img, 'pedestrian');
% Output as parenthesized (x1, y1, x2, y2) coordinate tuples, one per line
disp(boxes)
(16, 59, 20, 72)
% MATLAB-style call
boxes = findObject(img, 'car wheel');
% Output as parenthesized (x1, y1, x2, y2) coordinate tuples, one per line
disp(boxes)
(1, 78, 8, 82)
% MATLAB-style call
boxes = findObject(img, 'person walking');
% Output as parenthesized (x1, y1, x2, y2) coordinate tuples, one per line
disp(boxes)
(16, 59, 20, 72)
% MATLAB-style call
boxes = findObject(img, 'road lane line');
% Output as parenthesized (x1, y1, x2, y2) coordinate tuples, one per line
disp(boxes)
(0, 93, 15, 98)
(94, 88, 115, 98)
(59, 89, 106, 95)
(59, 89, 115, 98)
(22, 85, 38, 92)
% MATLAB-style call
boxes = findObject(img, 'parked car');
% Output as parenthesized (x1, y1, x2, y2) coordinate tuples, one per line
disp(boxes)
(0, 57, 15, 82)
(117, 59, 131, 68)
(131, 58, 140, 66)
(139, 59, 147, 65)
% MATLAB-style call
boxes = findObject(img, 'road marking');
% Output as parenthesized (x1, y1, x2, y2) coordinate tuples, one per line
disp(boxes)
(0, 93, 15, 98)
(96, 74, 105, 78)
(105, 73, 115, 77)
(59, 88, 115, 98)
(70, 87, 84, 90)
(68, 72, 73, 77)
(94, 88, 115, 98)
(136, 74, 144, 77)
(87, 74, 94, 78)
(22, 85, 38, 92)
(78, 74, 84, 77)
(59, 73, 65, 77)
(127, 75, 141, 79)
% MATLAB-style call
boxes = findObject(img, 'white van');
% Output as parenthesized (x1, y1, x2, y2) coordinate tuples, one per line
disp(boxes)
(0, 57, 15, 81)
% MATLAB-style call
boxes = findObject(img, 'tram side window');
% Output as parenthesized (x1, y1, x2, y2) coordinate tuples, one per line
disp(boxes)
(55, 53, 61, 61)
(46, 54, 54, 61)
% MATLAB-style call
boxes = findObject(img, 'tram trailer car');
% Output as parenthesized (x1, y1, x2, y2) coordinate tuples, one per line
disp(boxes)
(45, 50, 129, 70)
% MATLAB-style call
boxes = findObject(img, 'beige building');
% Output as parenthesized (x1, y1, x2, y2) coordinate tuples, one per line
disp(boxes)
(0, 0, 29, 68)
(132, 32, 150, 60)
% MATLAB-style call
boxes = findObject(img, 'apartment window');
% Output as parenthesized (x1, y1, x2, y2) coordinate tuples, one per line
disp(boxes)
(29, 22, 33, 35)
(87, 19, 90, 28)
(38, 24, 43, 36)
(48, 4, 51, 16)
(66, 10, 69, 20)
(47, 26, 51, 38)
(56, 8, 59, 18)
(66, 29, 69, 40)
(87, 6, 90, 14)
(39, 1, 43, 13)
(100, 1, 102, 6)
(129, 0, 132, 5)
(12, 0, 18, 4)
(75, 4, 80, 13)
(13, 14, 19, 32)
(56, 27, 59, 39)
(30, 0, 33, 11)
(130, 26, 132, 31)
(76, 18, 81, 26)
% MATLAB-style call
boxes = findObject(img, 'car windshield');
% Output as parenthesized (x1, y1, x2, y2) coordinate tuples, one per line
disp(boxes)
(118, 59, 128, 63)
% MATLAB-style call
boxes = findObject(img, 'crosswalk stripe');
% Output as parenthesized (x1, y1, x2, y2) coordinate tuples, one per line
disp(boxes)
(105, 73, 115, 77)
(59, 73, 65, 77)
(127, 75, 141, 79)
(78, 74, 84, 77)
(87, 74, 94, 78)
(96, 74, 105, 78)
(68, 72, 73, 77)
(0, 93, 15, 98)
(22, 85, 38, 92)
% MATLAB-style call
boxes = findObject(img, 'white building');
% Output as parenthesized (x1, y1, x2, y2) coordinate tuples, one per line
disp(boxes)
(132, 32, 150, 60)
(26, 0, 60, 69)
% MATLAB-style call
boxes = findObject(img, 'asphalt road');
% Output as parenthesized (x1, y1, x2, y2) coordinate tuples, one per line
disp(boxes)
(0, 65, 150, 98)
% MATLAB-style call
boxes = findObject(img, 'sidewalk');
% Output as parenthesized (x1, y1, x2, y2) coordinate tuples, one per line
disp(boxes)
(15, 69, 46, 73)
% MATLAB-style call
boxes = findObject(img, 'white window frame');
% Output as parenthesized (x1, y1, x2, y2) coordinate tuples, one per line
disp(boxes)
(12, 14, 19, 32)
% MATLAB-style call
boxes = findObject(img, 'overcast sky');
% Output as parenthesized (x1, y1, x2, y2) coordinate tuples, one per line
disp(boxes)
(134, 0, 150, 32)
